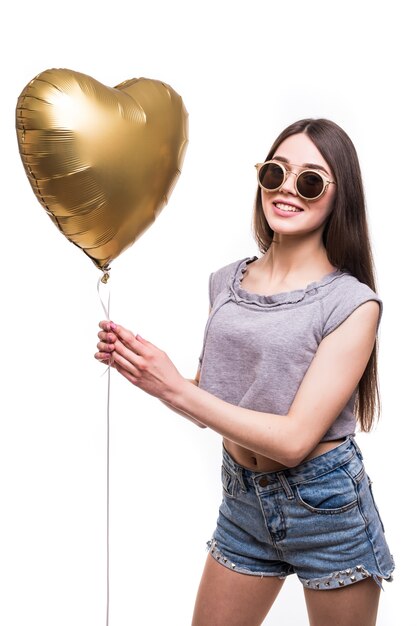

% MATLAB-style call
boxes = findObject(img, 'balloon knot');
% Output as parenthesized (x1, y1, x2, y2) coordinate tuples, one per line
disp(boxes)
(101, 272, 110, 284)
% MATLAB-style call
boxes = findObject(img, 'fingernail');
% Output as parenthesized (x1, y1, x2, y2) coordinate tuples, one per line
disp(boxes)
(110, 322, 116, 331)
(136, 333, 143, 340)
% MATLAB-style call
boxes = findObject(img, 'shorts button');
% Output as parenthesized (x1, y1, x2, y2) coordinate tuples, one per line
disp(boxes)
(259, 477, 269, 487)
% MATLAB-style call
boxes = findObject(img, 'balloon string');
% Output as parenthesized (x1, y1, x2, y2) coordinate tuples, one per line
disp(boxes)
(97, 275, 111, 626)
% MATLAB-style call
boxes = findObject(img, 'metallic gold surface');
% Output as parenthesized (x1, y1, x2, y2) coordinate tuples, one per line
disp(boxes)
(16, 69, 188, 270)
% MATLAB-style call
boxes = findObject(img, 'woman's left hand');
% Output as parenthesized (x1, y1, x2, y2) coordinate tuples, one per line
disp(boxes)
(94, 321, 186, 404)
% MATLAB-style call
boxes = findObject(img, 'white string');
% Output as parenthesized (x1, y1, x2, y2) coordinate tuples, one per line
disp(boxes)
(97, 275, 111, 626)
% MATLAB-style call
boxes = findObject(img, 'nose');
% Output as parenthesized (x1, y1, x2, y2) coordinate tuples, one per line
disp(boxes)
(279, 170, 297, 195)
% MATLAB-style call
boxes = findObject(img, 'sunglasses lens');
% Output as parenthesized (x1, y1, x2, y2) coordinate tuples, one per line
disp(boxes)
(297, 171, 324, 199)
(258, 163, 284, 190)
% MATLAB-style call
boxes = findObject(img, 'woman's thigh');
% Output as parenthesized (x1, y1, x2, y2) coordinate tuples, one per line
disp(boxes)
(304, 577, 381, 626)
(192, 554, 285, 626)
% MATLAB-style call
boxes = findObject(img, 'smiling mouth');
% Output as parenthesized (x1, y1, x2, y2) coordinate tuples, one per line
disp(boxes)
(273, 202, 303, 213)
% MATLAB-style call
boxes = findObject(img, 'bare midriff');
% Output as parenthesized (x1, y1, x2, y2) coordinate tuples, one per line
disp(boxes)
(223, 438, 346, 472)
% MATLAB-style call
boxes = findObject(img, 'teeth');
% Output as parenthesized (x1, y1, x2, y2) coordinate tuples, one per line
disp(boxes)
(274, 203, 302, 213)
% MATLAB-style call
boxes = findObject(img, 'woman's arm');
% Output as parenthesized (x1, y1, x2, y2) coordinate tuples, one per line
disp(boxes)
(159, 372, 207, 429)
(95, 300, 380, 466)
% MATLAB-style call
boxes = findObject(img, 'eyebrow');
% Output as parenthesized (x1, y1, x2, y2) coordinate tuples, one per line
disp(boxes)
(272, 156, 330, 176)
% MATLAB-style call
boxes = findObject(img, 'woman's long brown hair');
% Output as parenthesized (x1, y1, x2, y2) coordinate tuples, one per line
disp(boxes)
(253, 118, 380, 431)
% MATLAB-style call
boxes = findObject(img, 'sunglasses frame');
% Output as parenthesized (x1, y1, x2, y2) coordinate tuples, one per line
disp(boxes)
(255, 160, 336, 201)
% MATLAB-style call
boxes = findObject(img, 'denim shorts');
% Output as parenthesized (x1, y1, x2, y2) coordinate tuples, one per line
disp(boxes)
(208, 436, 394, 590)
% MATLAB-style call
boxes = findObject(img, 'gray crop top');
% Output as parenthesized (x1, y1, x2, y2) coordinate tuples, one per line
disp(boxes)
(198, 256, 383, 442)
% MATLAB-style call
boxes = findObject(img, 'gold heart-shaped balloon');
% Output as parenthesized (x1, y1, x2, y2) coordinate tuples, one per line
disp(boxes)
(16, 69, 188, 271)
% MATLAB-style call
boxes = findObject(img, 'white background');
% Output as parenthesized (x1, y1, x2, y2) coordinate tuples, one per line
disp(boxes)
(1, 1, 415, 624)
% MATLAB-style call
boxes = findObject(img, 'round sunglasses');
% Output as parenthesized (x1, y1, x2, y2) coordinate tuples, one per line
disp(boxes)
(255, 160, 336, 201)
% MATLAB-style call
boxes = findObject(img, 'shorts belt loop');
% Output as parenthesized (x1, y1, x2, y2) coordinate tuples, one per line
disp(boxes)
(236, 467, 247, 493)
(278, 472, 294, 499)
(349, 435, 363, 460)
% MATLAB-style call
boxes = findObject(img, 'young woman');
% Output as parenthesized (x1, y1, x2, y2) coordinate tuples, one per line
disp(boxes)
(95, 119, 394, 626)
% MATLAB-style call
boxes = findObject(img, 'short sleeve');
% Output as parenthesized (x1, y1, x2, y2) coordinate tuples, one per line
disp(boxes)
(208, 258, 245, 308)
(198, 258, 245, 368)
(208, 272, 215, 308)
(321, 276, 383, 339)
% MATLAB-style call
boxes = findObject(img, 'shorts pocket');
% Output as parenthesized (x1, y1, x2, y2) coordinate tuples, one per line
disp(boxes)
(295, 464, 361, 515)
(221, 465, 237, 498)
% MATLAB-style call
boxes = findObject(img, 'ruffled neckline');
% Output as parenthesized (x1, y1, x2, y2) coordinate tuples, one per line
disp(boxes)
(230, 256, 345, 308)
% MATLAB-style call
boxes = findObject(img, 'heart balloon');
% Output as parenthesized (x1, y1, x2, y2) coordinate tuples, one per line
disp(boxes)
(16, 69, 188, 272)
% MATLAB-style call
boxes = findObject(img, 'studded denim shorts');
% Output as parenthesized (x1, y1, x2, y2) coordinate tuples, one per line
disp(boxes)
(208, 436, 395, 590)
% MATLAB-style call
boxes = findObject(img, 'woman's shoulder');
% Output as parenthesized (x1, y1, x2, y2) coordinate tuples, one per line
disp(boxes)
(320, 271, 383, 337)
(208, 256, 254, 306)
(210, 256, 251, 279)
(325, 271, 380, 300)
